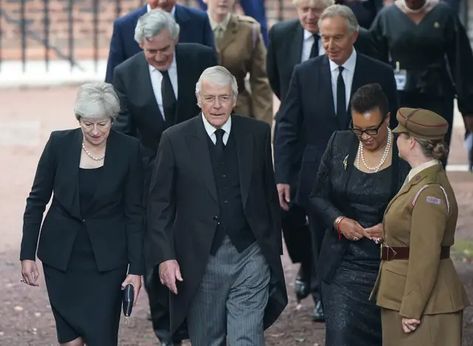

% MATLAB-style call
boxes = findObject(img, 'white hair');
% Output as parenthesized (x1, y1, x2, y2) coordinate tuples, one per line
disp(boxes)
(195, 66, 238, 99)
(74, 82, 120, 121)
(134, 9, 180, 44)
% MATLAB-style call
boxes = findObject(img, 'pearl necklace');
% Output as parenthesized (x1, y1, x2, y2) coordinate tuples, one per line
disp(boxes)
(357, 128, 392, 173)
(82, 142, 105, 161)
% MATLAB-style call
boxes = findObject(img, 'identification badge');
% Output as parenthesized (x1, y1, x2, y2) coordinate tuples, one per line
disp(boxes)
(394, 69, 407, 91)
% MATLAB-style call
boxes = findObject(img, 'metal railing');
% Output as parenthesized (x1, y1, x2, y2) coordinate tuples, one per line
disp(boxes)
(1, 0, 467, 74)
(0, 0, 143, 73)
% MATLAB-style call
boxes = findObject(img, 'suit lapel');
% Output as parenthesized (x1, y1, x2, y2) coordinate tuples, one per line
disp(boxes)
(173, 4, 188, 24)
(232, 117, 253, 207)
(320, 57, 337, 120)
(175, 46, 187, 124)
(62, 129, 82, 219)
(137, 54, 166, 124)
(340, 134, 359, 203)
(187, 116, 218, 203)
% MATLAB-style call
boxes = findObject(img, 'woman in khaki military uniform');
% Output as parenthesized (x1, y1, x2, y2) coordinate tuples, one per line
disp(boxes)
(372, 107, 469, 346)
(204, 0, 273, 125)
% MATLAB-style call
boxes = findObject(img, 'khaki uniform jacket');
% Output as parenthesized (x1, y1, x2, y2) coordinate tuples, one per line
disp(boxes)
(371, 164, 469, 320)
(217, 14, 273, 125)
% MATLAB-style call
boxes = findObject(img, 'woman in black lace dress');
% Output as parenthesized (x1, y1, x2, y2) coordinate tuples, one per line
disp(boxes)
(310, 84, 409, 346)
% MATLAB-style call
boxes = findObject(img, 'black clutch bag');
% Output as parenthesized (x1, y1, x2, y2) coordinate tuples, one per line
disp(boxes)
(122, 284, 134, 317)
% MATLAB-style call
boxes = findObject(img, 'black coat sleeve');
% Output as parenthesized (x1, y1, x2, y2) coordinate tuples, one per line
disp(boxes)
(445, 13, 473, 115)
(124, 140, 145, 275)
(20, 133, 56, 261)
(112, 66, 137, 137)
(309, 132, 343, 230)
(146, 131, 177, 268)
(263, 124, 282, 254)
(274, 67, 303, 184)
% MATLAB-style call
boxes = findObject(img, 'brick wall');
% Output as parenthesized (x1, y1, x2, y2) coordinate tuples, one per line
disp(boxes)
(0, 0, 471, 61)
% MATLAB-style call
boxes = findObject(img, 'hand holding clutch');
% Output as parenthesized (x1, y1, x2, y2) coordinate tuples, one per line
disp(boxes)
(122, 284, 134, 317)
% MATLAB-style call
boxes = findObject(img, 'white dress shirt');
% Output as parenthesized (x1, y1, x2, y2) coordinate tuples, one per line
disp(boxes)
(148, 56, 178, 121)
(301, 29, 325, 62)
(329, 49, 357, 114)
(202, 114, 232, 145)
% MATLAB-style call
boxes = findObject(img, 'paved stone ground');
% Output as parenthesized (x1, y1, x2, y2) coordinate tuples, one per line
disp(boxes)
(0, 86, 472, 345)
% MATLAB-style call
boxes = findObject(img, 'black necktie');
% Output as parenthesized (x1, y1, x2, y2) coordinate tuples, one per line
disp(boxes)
(160, 70, 176, 125)
(214, 129, 225, 159)
(309, 33, 319, 59)
(337, 65, 347, 122)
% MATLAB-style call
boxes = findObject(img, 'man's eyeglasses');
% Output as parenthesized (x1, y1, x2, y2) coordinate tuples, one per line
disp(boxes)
(350, 118, 386, 137)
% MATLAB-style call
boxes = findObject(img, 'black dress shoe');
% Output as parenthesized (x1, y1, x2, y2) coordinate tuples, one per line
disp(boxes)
(294, 266, 310, 302)
(312, 300, 325, 322)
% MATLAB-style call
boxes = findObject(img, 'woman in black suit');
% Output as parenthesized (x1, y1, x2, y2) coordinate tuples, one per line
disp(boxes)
(310, 84, 409, 346)
(20, 82, 144, 346)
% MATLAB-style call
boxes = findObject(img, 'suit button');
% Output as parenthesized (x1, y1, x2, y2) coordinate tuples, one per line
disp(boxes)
(81, 219, 86, 223)
(213, 216, 219, 221)
(221, 174, 227, 178)
(223, 200, 229, 204)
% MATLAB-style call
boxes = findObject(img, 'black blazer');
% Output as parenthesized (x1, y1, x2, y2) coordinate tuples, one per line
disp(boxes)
(274, 53, 398, 207)
(146, 115, 287, 333)
(112, 43, 217, 162)
(20, 129, 145, 274)
(105, 4, 215, 83)
(309, 131, 409, 282)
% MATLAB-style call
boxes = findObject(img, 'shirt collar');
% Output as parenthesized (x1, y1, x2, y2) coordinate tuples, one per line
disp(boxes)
(147, 4, 176, 17)
(329, 48, 357, 72)
(408, 159, 441, 182)
(303, 29, 318, 41)
(201, 113, 232, 138)
(208, 13, 231, 32)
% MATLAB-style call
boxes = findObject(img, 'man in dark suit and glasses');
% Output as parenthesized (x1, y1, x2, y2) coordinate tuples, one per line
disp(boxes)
(112, 9, 217, 346)
(274, 4, 397, 319)
(266, 0, 334, 321)
(105, 0, 215, 83)
(147, 66, 287, 345)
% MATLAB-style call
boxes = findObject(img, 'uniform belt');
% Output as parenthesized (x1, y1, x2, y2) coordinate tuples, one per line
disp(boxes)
(381, 245, 450, 261)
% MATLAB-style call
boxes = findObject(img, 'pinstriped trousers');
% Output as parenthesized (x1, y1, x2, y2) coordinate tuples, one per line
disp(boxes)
(187, 237, 270, 346)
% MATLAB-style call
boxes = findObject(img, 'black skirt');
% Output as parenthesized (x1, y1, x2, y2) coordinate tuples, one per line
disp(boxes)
(43, 225, 127, 345)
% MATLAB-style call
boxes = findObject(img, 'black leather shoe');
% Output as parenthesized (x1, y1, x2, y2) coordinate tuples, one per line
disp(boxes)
(294, 266, 310, 302)
(312, 300, 325, 322)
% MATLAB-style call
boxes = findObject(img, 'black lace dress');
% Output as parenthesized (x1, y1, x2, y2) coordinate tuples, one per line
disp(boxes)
(321, 166, 392, 346)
